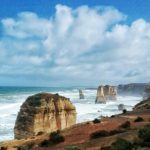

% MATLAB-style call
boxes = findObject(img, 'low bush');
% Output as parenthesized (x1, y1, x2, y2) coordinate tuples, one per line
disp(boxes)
(134, 116, 144, 122)
(122, 109, 127, 114)
(110, 138, 133, 150)
(93, 118, 101, 124)
(90, 130, 109, 139)
(0, 147, 7, 150)
(109, 129, 125, 135)
(64, 146, 81, 150)
(138, 125, 150, 142)
(119, 121, 130, 129)
(40, 140, 49, 147)
(91, 129, 125, 140)
(101, 146, 111, 150)
(50, 131, 65, 144)
(111, 115, 115, 118)
(40, 131, 65, 147)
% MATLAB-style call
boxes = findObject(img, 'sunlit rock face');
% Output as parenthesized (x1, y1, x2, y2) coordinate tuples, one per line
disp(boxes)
(95, 85, 117, 103)
(14, 93, 76, 139)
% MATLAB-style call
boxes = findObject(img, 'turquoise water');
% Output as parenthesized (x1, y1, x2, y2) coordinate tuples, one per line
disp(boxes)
(0, 86, 142, 141)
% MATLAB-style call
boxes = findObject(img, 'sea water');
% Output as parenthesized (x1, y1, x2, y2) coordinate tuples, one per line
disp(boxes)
(0, 86, 142, 141)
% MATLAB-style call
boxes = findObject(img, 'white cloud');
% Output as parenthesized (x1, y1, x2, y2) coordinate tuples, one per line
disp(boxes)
(0, 4, 150, 86)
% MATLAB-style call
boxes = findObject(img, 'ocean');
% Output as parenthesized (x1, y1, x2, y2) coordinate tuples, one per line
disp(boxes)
(0, 86, 142, 141)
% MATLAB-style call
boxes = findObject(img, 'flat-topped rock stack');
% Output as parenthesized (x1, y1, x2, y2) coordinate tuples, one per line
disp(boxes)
(14, 93, 76, 139)
(79, 89, 84, 99)
(95, 85, 117, 103)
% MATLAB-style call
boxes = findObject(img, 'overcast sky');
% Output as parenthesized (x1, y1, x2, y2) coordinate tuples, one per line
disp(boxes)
(0, 0, 150, 87)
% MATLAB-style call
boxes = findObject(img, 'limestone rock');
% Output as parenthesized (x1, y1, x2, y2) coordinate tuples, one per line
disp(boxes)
(143, 84, 150, 99)
(118, 83, 146, 96)
(95, 85, 117, 103)
(79, 89, 84, 99)
(14, 93, 76, 139)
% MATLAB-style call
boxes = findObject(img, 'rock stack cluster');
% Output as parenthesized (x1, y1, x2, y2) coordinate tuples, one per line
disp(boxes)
(14, 93, 76, 139)
(95, 85, 117, 103)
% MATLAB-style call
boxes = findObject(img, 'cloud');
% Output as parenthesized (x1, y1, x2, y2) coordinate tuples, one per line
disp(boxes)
(0, 4, 150, 86)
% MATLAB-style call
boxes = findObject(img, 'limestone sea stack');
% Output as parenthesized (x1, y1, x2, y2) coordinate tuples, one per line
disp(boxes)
(95, 85, 117, 103)
(79, 89, 84, 99)
(14, 93, 76, 139)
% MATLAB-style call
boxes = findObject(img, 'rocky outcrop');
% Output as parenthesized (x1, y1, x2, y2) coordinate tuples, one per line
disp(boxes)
(143, 84, 150, 99)
(118, 83, 146, 96)
(79, 89, 84, 99)
(133, 97, 150, 111)
(95, 85, 117, 103)
(14, 93, 76, 139)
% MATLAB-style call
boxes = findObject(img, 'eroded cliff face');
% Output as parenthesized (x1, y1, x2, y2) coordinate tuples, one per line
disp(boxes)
(143, 84, 150, 100)
(118, 83, 146, 96)
(95, 85, 117, 103)
(14, 93, 76, 139)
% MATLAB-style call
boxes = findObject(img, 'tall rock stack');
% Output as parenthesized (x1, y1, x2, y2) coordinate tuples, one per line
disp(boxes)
(14, 93, 76, 139)
(95, 86, 106, 103)
(95, 85, 117, 103)
(79, 89, 84, 99)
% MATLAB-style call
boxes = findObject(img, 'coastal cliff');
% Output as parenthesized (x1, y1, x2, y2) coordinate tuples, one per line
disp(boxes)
(134, 97, 150, 111)
(143, 84, 150, 99)
(14, 93, 76, 139)
(95, 85, 117, 103)
(118, 83, 146, 96)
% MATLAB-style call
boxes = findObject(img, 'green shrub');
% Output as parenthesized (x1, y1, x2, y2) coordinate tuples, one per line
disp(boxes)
(93, 118, 101, 124)
(40, 140, 49, 147)
(0, 147, 7, 150)
(122, 109, 127, 114)
(138, 126, 150, 142)
(109, 129, 125, 135)
(134, 116, 144, 122)
(50, 131, 65, 144)
(110, 138, 133, 150)
(119, 121, 130, 129)
(101, 146, 111, 150)
(64, 146, 81, 150)
(90, 130, 109, 139)
(111, 115, 115, 118)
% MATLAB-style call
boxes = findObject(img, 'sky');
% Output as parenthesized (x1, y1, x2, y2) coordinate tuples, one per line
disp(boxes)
(0, 0, 150, 87)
